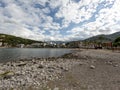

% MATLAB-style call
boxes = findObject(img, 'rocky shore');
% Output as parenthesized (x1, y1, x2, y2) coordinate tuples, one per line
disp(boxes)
(0, 55, 80, 90)
(0, 49, 120, 90)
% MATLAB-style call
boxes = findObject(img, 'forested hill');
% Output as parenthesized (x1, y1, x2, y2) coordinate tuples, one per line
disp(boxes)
(0, 34, 42, 46)
(84, 31, 120, 42)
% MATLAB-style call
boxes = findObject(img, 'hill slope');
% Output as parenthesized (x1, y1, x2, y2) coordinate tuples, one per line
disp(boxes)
(84, 31, 120, 42)
(0, 34, 42, 46)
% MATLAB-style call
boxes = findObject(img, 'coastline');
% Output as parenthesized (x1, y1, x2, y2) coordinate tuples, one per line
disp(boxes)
(0, 48, 74, 63)
(0, 50, 78, 90)
(0, 49, 120, 90)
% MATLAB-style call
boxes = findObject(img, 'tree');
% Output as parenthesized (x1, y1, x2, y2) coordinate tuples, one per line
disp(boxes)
(113, 37, 120, 47)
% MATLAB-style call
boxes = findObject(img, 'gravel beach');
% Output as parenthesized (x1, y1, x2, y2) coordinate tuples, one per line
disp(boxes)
(0, 49, 120, 90)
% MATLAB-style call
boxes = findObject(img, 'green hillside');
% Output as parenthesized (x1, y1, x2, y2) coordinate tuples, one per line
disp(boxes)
(65, 31, 120, 48)
(0, 34, 42, 46)
(84, 31, 120, 42)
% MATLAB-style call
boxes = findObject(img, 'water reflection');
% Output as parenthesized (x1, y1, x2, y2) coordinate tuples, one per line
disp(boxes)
(0, 48, 71, 61)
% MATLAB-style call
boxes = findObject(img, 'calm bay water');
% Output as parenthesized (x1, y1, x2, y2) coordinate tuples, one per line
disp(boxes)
(0, 48, 72, 61)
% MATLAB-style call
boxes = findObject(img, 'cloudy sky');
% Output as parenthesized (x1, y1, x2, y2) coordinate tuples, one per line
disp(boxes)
(0, 0, 120, 41)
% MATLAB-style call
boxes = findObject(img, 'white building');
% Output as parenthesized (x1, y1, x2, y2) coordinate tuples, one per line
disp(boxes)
(0, 38, 3, 47)
(0, 42, 2, 46)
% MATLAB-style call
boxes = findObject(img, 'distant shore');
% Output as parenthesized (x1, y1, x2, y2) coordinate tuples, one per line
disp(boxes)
(0, 49, 120, 90)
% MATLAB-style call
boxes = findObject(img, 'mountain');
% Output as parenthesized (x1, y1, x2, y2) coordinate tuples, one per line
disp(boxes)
(106, 31, 120, 40)
(84, 31, 120, 42)
(0, 34, 43, 46)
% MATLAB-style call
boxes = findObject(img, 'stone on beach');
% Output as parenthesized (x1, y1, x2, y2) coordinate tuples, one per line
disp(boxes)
(90, 65, 95, 69)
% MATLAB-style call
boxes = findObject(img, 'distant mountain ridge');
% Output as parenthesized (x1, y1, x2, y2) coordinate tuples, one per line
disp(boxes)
(84, 31, 120, 42)
(1, 31, 120, 44)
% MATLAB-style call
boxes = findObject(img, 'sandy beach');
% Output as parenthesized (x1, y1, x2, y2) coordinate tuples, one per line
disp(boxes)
(0, 49, 120, 90)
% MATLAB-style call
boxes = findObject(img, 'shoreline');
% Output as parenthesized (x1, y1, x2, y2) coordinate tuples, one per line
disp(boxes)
(0, 50, 79, 89)
(0, 48, 75, 63)
(0, 49, 120, 90)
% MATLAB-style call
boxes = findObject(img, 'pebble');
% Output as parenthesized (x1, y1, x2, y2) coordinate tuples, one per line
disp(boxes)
(79, 62, 84, 65)
(53, 87, 59, 90)
(113, 64, 119, 67)
(90, 65, 95, 69)
(38, 64, 44, 69)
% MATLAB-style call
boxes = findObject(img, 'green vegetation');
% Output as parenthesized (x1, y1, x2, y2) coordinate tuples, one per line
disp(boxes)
(113, 37, 120, 47)
(84, 35, 112, 43)
(0, 34, 42, 46)
(0, 71, 14, 79)
(66, 41, 79, 48)
(84, 31, 120, 43)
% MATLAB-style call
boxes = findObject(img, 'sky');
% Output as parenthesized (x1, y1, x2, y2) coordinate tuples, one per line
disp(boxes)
(0, 0, 120, 41)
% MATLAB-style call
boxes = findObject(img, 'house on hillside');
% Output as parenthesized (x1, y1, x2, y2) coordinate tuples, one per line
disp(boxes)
(102, 42, 113, 49)
(0, 35, 6, 47)
(0, 42, 2, 46)
(0, 39, 3, 47)
(16, 44, 25, 48)
(30, 42, 46, 48)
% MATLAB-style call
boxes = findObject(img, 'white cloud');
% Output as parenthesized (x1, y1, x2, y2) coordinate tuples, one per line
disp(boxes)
(65, 27, 92, 40)
(0, 0, 120, 41)
(55, 0, 99, 28)
(81, 0, 120, 36)
(0, 0, 62, 41)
